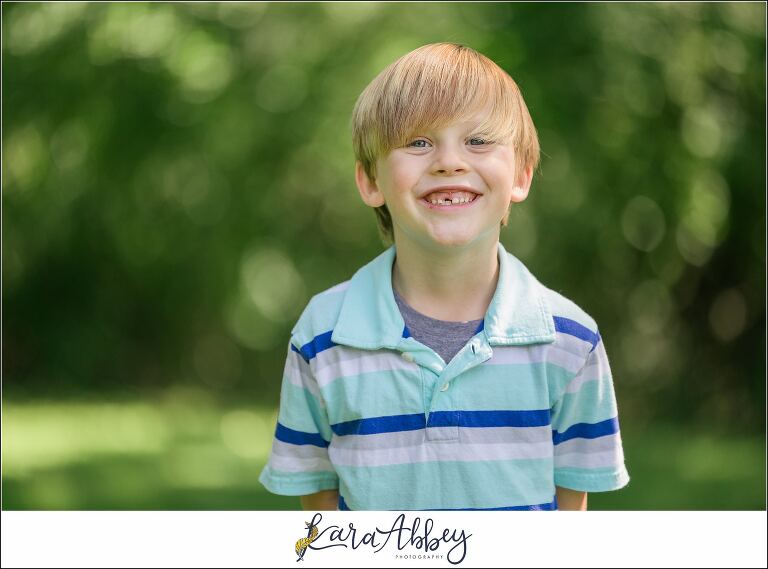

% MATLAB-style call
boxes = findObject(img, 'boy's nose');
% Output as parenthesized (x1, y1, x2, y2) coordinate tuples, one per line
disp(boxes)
(434, 165, 468, 175)
(431, 149, 469, 176)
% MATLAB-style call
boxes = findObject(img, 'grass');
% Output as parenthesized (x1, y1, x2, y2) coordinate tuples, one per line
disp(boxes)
(2, 391, 765, 510)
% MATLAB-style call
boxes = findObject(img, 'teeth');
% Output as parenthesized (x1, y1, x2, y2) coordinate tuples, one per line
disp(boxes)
(429, 196, 474, 205)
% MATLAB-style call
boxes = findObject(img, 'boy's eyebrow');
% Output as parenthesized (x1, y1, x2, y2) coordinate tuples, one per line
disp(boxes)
(409, 118, 492, 135)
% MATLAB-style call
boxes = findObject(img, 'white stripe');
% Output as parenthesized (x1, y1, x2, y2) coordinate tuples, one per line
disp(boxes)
(485, 345, 544, 366)
(271, 439, 330, 460)
(564, 361, 607, 393)
(554, 432, 622, 455)
(552, 332, 593, 357)
(487, 344, 584, 374)
(313, 347, 416, 388)
(554, 449, 624, 469)
(331, 429, 425, 450)
(329, 439, 552, 467)
(269, 453, 334, 473)
(463, 425, 552, 445)
(284, 349, 321, 400)
(330, 425, 553, 451)
(565, 341, 612, 393)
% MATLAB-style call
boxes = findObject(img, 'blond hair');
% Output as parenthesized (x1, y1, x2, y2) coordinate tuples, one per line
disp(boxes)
(351, 42, 540, 245)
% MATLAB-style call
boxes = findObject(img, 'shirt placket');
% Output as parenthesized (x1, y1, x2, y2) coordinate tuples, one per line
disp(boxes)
(397, 335, 494, 441)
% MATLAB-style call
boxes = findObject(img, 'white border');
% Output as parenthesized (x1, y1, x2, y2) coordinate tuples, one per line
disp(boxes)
(1, 511, 767, 568)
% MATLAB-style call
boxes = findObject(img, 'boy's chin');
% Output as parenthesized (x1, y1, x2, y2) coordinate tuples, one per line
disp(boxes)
(425, 231, 483, 249)
(395, 224, 497, 250)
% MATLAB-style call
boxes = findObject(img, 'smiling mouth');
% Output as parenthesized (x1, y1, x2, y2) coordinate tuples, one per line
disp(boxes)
(420, 194, 481, 210)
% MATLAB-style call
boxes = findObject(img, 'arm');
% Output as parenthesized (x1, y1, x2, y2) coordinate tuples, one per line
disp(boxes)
(556, 486, 587, 511)
(258, 337, 340, 504)
(550, 332, 630, 500)
(300, 489, 340, 511)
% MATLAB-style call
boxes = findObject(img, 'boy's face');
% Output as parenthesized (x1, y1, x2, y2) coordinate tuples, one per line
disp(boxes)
(356, 109, 533, 251)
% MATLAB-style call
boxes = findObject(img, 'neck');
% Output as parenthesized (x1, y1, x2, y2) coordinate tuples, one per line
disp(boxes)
(391, 236, 500, 322)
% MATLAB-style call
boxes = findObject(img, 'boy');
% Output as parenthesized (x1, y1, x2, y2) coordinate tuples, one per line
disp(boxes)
(258, 43, 629, 511)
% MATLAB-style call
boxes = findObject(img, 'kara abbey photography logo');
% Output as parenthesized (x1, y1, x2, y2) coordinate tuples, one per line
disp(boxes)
(294, 512, 472, 564)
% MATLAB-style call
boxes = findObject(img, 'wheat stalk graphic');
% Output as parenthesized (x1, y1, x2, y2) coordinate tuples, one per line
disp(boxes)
(295, 520, 319, 561)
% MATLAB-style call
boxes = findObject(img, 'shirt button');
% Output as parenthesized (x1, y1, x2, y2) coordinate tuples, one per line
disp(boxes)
(440, 382, 450, 392)
(401, 352, 415, 363)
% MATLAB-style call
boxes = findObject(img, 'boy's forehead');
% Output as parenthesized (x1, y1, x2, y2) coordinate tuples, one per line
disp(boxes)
(411, 107, 494, 134)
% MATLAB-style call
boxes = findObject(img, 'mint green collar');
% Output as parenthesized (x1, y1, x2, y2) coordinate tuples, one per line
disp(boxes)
(331, 242, 556, 350)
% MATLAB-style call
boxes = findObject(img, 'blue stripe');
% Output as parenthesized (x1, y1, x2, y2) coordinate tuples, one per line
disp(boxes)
(590, 331, 601, 353)
(331, 410, 551, 436)
(475, 320, 484, 333)
(429, 409, 551, 428)
(274, 422, 330, 448)
(338, 495, 557, 511)
(553, 316, 600, 350)
(294, 330, 336, 362)
(552, 417, 619, 445)
(332, 413, 426, 436)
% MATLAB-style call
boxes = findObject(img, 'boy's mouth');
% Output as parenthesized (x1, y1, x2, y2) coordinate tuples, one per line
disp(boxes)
(419, 189, 481, 210)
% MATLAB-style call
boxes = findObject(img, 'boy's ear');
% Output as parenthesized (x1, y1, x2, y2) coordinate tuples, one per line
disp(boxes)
(509, 164, 534, 204)
(355, 161, 386, 208)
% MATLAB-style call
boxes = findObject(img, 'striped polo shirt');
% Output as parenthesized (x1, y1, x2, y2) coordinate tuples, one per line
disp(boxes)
(259, 242, 630, 510)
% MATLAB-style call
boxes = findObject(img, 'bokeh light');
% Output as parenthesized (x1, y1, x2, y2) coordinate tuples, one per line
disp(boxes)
(708, 288, 748, 343)
(621, 195, 667, 252)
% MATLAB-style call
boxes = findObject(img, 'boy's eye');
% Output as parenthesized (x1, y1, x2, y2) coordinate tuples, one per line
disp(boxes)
(405, 137, 491, 148)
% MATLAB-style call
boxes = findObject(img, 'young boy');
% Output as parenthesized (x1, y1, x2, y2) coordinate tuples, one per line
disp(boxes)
(258, 43, 629, 511)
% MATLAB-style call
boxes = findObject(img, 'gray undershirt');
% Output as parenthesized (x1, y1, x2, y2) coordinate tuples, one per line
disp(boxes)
(393, 288, 484, 365)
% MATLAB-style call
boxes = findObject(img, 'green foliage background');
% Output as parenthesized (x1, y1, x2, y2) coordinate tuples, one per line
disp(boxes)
(2, 2, 765, 510)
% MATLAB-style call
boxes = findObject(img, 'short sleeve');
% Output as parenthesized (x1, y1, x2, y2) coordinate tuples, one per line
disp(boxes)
(551, 333, 630, 492)
(258, 337, 339, 496)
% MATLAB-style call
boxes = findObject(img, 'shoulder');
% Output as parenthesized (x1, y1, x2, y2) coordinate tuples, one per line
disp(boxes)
(540, 285, 598, 335)
(290, 279, 351, 348)
(504, 246, 599, 338)
(536, 279, 601, 354)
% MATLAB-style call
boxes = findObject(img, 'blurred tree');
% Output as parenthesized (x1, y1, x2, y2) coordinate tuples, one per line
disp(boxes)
(2, 3, 765, 435)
